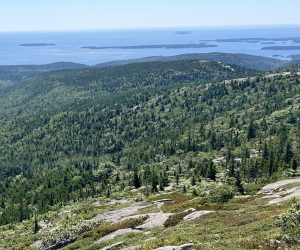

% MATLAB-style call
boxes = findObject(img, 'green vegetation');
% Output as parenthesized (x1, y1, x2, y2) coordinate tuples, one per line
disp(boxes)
(0, 62, 89, 88)
(0, 59, 257, 117)
(77, 216, 148, 241)
(0, 58, 300, 249)
(94, 52, 288, 71)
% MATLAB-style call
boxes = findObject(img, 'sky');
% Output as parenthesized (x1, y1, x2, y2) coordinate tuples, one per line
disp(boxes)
(0, 0, 299, 31)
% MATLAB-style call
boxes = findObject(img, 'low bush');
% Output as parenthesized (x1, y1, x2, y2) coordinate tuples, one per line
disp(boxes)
(164, 210, 193, 227)
(208, 185, 235, 204)
(77, 216, 148, 241)
(162, 198, 221, 213)
(221, 203, 241, 211)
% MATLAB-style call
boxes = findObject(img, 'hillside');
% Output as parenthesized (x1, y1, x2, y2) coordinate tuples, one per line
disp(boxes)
(0, 53, 288, 89)
(0, 62, 89, 88)
(94, 52, 286, 71)
(0, 60, 257, 117)
(0, 61, 300, 248)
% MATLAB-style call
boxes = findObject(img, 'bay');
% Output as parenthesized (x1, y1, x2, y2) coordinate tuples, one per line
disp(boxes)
(0, 25, 300, 66)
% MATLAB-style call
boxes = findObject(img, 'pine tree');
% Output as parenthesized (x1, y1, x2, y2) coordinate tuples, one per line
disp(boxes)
(133, 169, 141, 188)
(175, 173, 179, 185)
(247, 120, 256, 140)
(34, 215, 39, 234)
(207, 160, 216, 181)
(236, 170, 244, 194)
(291, 157, 298, 170)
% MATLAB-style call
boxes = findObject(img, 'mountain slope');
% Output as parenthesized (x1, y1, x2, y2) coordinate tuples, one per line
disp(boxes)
(0, 62, 89, 88)
(0, 60, 258, 117)
(1, 62, 300, 249)
(94, 52, 286, 71)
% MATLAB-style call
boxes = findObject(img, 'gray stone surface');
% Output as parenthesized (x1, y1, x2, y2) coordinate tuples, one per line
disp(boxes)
(152, 199, 172, 204)
(121, 246, 141, 250)
(135, 212, 172, 230)
(92, 205, 147, 223)
(258, 179, 300, 204)
(183, 211, 214, 221)
(30, 240, 43, 249)
(95, 228, 140, 244)
(183, 208, 196, 213)
(153, 243, 194, 250)
(101, 242, 123, 250)
(258, 179, 300, 194)
(38, 220, 49, 229)
(58, 210, 72, 217)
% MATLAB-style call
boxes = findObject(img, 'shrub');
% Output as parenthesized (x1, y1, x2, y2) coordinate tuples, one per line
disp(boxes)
(221, 203, 241, 211)
(161, 198, 206, 213)
(77, 216, 148, 241)
(274, 197, 300, 243)
(164, 210, 192, 227)
(208, 185, 235, 204)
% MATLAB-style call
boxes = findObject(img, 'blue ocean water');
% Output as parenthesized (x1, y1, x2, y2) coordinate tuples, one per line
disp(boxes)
(0, 25, 300, 66)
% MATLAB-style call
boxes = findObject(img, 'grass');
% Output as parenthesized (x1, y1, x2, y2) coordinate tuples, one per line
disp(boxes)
(133, 205, 161, 215)
(46, 194, 292, 250)
(281, 182, 300, 190)
(77, 216, 148, 241)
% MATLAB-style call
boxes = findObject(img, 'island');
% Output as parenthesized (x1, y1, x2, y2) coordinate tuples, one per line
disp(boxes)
(81, 44, 217, 50)
(20, 43, 56, 47)
(199, 37, 300, 44)
(261, 46, 300, 50)
(175, 31, 193, 34)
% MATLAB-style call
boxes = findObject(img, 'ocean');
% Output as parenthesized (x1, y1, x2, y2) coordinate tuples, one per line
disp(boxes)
(0, 25, 300, 66)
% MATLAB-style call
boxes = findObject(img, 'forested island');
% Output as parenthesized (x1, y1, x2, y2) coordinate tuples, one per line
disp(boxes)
(262, 46, 300, 50)
(20, 43, 56, 47)
(81, 44, 217, 49)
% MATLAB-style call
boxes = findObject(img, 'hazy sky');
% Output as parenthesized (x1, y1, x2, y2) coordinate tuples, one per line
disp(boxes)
(1, 0, 299, 31)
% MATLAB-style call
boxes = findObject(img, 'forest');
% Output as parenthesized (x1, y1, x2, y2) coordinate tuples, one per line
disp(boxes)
(1, 58, 300, 249)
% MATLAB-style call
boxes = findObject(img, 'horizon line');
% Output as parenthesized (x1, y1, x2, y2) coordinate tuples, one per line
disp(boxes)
(1, 23, 300, 33)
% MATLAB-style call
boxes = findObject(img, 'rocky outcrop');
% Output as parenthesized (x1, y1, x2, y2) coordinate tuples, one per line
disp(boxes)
(151, 199, 172, 204)
(183, 211, 214, 221)
(95, 228, 140, 244)
(257, 179, 300, 195)
(92, 205, 147, 223)
(258, 179, 300, 204)
(135, 212, 173, 230)
(101, 242, 123, 250)
(30, 237, 77, 250)
(153, 243, 194, 250)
